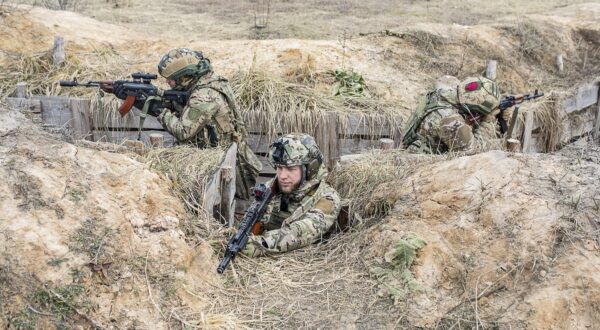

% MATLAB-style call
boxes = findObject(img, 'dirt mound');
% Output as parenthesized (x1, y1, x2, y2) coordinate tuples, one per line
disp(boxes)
(356, 149, 600, 328)
(0, 106, 228, 328)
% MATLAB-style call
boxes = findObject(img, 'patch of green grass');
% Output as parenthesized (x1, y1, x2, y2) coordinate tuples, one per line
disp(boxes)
(69, 218, 112, 261)
(47, 257, 69, 267)
(370, 233, 427, 303)
(66, 184, 91, 203)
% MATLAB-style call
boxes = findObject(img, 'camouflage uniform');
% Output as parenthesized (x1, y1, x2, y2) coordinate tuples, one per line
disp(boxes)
(403, 76, 502, 153)
(156, 48, 262, 199)
(241, 134, 341, 257)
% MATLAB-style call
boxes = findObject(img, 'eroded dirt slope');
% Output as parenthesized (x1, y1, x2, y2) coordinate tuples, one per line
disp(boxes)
(0, 106, 225, 329)
(362, 148, 600, 328)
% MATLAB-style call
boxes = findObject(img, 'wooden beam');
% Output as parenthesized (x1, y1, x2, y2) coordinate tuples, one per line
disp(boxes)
(70, 98, 93, 141)
(53, 35, 65, 66)
(555, 54, 564, 74)
(203, 143, 237, 226)
(594, 89, 600, 139)
(16, 82, 28, 98)
(522, 109, 535, 153)
(217, 146, 237, 227)
(149, 133, 164, 148)
(561, 84, 598, 114)
(485, 60, 497, 80)
(92, 130, 175, 146)
(4, 97, 41, 113)
(379, 138, 394, 150)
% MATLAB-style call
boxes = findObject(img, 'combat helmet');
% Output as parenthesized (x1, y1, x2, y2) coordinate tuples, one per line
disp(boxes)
(157, 48, 211, 86)
(268, 133, 324, 182)
(456, 76, 501, 115)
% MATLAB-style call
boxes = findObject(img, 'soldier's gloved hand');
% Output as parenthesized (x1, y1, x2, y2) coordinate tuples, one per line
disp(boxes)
(241, 236, 270, 258)
(482, 108, 501, 123)
(502, 107, 513, 123)
(147, 99, 165, 117)
(112, 82, 127, 100)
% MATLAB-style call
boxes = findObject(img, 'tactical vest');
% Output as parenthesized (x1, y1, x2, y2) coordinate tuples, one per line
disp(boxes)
(195, 77, 248, 143)
(402, 91, 454, 147)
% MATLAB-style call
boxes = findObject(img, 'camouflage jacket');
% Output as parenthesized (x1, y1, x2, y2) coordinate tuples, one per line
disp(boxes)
(244, 166, 342, 256)
(158, 72, 243, 148)
(403, 90, 499, 153)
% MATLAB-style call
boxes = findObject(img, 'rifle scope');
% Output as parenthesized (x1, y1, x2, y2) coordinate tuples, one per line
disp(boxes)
(131, 72, 157, 80)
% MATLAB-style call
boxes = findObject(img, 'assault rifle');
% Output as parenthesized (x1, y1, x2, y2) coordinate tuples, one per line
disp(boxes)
(498, 90, 544, 134)
(59, 72, 188, 117)
(217, 182, 276, 274)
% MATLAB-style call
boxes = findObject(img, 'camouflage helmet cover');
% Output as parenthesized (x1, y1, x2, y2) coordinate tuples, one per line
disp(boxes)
(457, 76, 501, 115)
(157, 48, 211, 82)
(268, 133, 324, 180)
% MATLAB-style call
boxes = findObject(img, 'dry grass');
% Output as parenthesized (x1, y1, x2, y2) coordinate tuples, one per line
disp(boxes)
(328, 150, 439, 221)
(142, 146, 225, 215)
(232, 62, 405, 144)
(195, 227, 400, 328)
(0, 44, 131, 99)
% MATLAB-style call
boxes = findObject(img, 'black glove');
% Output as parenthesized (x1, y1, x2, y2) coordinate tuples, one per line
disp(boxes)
(112, 81, 127, 100)
(147, 99, 165, 117)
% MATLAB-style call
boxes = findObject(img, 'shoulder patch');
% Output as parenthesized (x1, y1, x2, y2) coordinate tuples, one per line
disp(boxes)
(314, 198, 335, 215)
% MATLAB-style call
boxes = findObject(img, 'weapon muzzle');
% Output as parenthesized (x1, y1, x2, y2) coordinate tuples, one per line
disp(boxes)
(59, 80, 78, 87)
(217, 255, 231, 274)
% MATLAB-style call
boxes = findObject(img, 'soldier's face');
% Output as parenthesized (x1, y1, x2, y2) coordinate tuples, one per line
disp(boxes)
(166, 78, 177, 89)
(276, 165, 303, 194)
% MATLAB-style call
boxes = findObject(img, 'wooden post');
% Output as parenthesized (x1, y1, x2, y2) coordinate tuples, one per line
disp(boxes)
(16, 82, 28, 98)
(555, 54, 564, 74)
(149, 133, 164, 148)
(379, 138, 394, 150)
(485, 60, 497, 80)
(69, 99, 93, 141)
(53, 35, 65, 66)
(506, 138, 521, 152)
(594, 90, 600, 139)
(522, 110, 535, 153)
(202, 143, 237, 226)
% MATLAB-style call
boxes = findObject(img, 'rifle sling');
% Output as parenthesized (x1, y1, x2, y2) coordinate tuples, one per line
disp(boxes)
(139, 96, 163, 140)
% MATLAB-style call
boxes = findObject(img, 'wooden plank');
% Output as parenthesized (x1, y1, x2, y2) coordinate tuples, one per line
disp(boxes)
(339, 138, 379, 155)
(4, 97, 42, 113)
(203, 143, 237, 226)
(257, 155, 276, 176)
(562, 84, 598, 114)
(246, 133, 271, 154)
(38, 96, 72, 132)
(16, 82, 28, 98)
(339, 114, 397, 137)
(53, 35, 65, 66)
(218, 145, 237, 227)
(486, 60, 497, 80)
(595, 93, 600, 138)
(92, 106, 164, 130)
(70, 99, 93, 141)
(563, 107, 597, 143)
(522, 109, 535, 153)
(92, 130, 176, 146)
